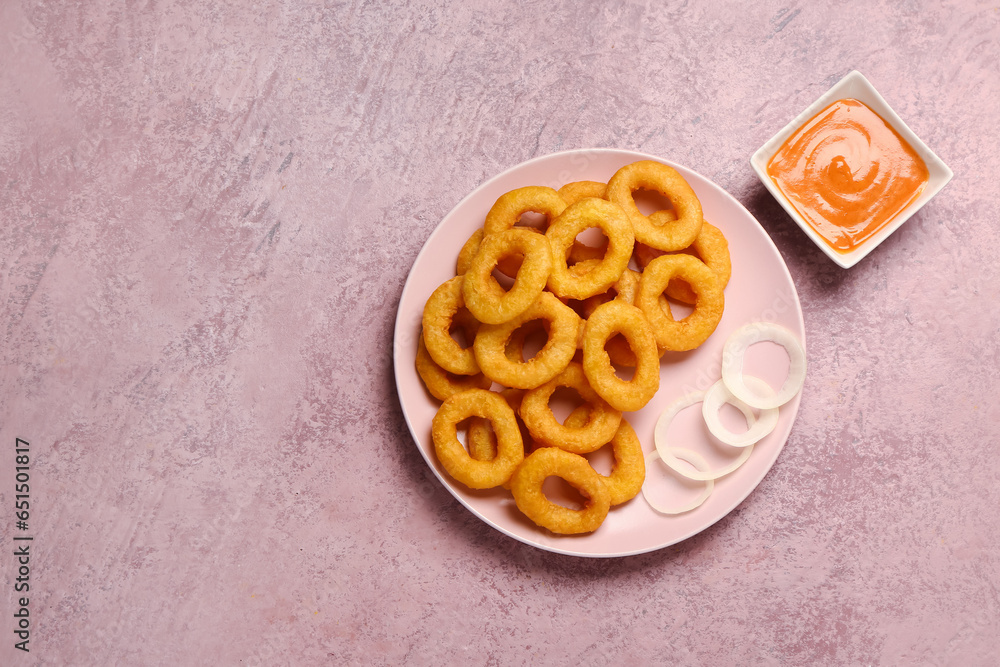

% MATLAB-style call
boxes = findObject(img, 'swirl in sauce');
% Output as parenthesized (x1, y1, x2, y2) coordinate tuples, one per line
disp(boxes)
(767, 98, 929, 253)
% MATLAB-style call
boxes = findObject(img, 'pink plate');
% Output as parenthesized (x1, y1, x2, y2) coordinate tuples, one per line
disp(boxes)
(393, 149, 805, 557)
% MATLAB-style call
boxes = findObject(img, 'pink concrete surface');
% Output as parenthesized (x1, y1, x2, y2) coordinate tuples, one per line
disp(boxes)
(1, 0, 998, 664)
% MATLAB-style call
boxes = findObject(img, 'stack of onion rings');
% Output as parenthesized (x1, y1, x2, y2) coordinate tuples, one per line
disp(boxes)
(415, 160, 741, 535)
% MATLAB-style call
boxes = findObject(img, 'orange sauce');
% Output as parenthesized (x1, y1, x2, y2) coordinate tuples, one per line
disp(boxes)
(766, 98, 929, 253)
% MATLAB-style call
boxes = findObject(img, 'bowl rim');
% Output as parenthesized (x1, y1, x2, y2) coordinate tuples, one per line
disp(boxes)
(750, 70, 954, 268)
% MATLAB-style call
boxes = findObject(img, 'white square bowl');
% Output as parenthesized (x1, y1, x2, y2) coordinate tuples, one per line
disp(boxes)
(750, 70, 953, 268)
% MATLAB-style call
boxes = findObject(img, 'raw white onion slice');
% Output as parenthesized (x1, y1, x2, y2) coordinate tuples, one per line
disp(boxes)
(721, 322, 806, 410)
(654, 390, 755, 481)
(642, 448, 714, 515)
(702, 376, 779, 448)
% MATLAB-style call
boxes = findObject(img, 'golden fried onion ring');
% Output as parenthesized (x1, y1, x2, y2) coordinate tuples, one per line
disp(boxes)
(455, 228, 484, 275)
(634, 222, 731, 304)
(557, 180, 607, 205)
(581, 269, 659, 367)
(564, 408, 645, 506)
(483, 185, 567, 237)
(468, 388, 528, 462)
(510, 447, 611, 534)
(607, 160, 703, 252)
(545, 198, 635, 300)
(638, 254, 724, 351)
(415, 335, 492, 401)
(432, 389, 524, 489)
(473, 292, 581, 389)
(422, 276, 480, 375)
(582, 300, 660, 412)
(462, 228, 552, 325)
(519, 361, 622, 453)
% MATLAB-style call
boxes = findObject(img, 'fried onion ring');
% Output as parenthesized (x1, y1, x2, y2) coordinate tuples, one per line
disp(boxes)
(462, 228, 552, 325)
(422, 276, 480, 375)
(468, 388, 528, 463)
(432, 389, 524, 489)
(637, 254, 724, 351)
(545, 198, 635, 300)
(473, 292, 580, 389)
(483, 186, 567, 237)
(606, 160, 703, 252)
(564, 408, 645, 506)
(558, 182, 613, 266)
(634, 222, 731, 304)
(519, 361, 622, 453)
(581, 269, 658, 367)
(581, 300, 660, 411)
(557, 180, 607, 205)
(510, 447, 611, 534)
(455, 228, 484, 275)
(415, 335, 492, 401)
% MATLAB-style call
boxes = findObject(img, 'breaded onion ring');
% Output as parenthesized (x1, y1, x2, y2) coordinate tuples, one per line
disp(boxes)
(634, 222, 731, 304)
(638, 254, 724, 351)
(545, 198, 635, 300)
(581, 269, 659, 367)
(557, 180, 607, 205)
(565, 408, 645, 506)
(607, 160, 703, 252)
(415, 335, 492, 401)
(422, 276, 480, 375)
(581, 300, 660, 412)
(596, 420, 645, 506)
(455, 228, 484, 275)
(462, 228, 552, 325)
(503, 318, 548, 363)
(483, 185, 567, 237)
(519, 361, 622, 453)
(510, 447, 611, 534)
(473, 292, 581, 389)
(468, 388, 528, 464)
(432, 389, 524, 490)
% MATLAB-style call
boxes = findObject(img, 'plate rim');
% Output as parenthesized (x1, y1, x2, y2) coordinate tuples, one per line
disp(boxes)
(393, 148, 805, 558)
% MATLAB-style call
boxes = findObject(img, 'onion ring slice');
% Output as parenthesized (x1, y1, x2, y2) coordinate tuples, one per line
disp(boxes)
(721, 322, 806, 410)
(642, 448, 714, 515)
(701, 376, 779, 449)
(653, 391, 755, 482)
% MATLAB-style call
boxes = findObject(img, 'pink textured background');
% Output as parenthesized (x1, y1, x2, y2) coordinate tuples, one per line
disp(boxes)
(1, 0, 998, 664)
